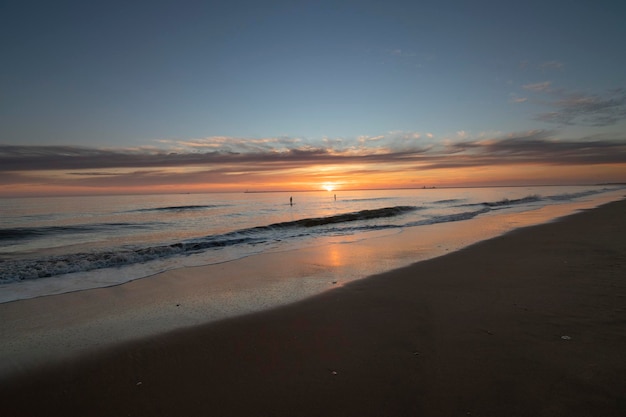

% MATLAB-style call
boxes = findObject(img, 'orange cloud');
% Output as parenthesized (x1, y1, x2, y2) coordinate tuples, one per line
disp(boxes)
(1, 131, 625, 196)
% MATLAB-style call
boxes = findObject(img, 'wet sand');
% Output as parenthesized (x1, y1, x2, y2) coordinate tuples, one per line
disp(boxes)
(2, 199, 626, 416)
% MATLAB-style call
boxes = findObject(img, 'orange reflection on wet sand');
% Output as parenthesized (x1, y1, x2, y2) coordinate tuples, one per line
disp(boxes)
(326, 244, 344, 268)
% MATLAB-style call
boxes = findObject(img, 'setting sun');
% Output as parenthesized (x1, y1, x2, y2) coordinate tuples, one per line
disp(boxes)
(322, 183, 336, 192)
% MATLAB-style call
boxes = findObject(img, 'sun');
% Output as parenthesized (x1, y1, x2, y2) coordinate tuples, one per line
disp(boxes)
(322, 183, 335, 192)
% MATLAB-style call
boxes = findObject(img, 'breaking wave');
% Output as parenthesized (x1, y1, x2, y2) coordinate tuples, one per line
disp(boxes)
(0, 206, 420, 282)
(2, 186, 621, 285)
(460, 188, 616, 210)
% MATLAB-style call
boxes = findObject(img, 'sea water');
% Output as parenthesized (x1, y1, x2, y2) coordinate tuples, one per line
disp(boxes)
(1, 185, 624, 303)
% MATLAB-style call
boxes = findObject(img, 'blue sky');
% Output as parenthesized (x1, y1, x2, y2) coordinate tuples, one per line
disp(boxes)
(1, 0, 625, 195)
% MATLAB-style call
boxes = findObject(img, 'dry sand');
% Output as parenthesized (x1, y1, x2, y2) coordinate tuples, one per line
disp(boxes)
(2, 199, 625, 416)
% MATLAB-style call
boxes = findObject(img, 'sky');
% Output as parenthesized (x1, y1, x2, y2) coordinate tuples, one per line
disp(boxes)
(1, 0, 626, 196)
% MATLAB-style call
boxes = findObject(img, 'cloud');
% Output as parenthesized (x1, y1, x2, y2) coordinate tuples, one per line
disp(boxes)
(523, 81, 552, 92)
(539, 89, 626, 126)
(442, 130, 626, 166)
(521, 82, 626, 127)
(509, 94, 528, 103)
(541, 89, 626, 126)
(2, 130, 625, 179)
(158, 136, 303, 154)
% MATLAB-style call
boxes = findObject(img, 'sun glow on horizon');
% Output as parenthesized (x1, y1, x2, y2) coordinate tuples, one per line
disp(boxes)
(322, 183, 336, 192)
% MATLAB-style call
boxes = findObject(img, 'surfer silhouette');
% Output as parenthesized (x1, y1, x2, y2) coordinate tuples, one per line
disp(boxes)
(290, 196, 293, 206)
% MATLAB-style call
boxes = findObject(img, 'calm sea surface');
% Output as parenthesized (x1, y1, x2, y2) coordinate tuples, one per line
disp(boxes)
(1, 185, 624, 302)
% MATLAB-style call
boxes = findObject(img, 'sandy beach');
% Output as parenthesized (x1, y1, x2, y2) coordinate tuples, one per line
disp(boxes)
(2, 198, 626, 416)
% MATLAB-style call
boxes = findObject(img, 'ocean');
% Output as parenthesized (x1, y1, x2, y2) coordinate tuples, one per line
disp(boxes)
(1, 185, 624, 303)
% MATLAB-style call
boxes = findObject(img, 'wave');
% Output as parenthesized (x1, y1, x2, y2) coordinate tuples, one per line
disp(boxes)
(312, 207, 492, 234)
(433, 198, 464, 204)
(340, 197, 395, 203)
(3, 185, 618, 284)
(0, 222, 158, 242)
(128, 204, 229, 213)
(456, 195, 541, 209)
(544, 189, 609, 201)
(0, 206, 419, 282)
(410, 207, 491, 226)
(481, 194, 542, 208)
(264, 206, 419, 229)
(458, 189, 606, 210)
(0, 206, 487, 282)
(0, 234, 265, 282)
(474, 187, 622, 209)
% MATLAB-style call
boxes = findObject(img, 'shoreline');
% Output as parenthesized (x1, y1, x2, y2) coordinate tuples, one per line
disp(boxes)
(2, 198, 626, 415)
(2, 188, 624, 305)
(1, 194, 623, 380)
